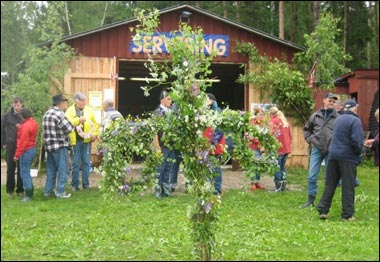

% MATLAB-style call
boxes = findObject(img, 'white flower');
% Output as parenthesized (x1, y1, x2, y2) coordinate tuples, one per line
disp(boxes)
(183, 61, 189, 67)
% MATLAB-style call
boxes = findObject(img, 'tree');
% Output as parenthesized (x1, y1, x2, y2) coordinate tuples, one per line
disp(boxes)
(2, 1, 75, 166)
(294, 12, 352, 89)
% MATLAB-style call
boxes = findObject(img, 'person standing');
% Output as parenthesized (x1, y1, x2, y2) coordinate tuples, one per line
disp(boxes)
(1, 96, 24, 196)
(317, 99, 364, 221)
(102, 97, 123, 131)
(152, 89, 180, 198)
(364, 108, 379, 167)
(204, 93, 225, 195)
(300, 93, 339, 208)
(247, 107, 267, 191)
(43, 94, 74, 198)
(14, 108, 38, 202)
(268, 106, 292, 192)
(66, 92, 99, 191)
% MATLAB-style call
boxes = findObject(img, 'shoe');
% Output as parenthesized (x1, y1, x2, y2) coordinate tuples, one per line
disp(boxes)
(319, 214, 328, 220)
(56, 192, 71, 199)
(21, 196, 32, 202)
(17, 192, 25, 197)
(154, 185, 162, 199)
(255, 183, 266, 190)
(44, 191, 55, 197)
(342, 217, 356, 222)
(72, 186, 80, 192)
(7, 192, 14, 197)
(250, 183, 257, 191)
(171, 187, 176, 193)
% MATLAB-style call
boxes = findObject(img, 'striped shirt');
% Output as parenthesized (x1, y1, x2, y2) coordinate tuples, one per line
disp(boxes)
(43, 106, 74, 152)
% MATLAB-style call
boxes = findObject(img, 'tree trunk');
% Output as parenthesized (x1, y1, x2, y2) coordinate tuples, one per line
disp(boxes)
(343, 1, 348, 67)
(313, 1, 319, 29)
(64, 1, 71, 35)
(223, 1, 228, 18)
(290, 1, 295, 42)
(279, 1, 284, 39)
(236, 1, 240, 22)
(367, 5, 371, 68)
(101, 1, 108, 26)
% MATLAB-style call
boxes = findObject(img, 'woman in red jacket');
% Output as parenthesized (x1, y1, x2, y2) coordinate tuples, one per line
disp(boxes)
(14, 108, 38, 202)
(268, 106, 292, 192)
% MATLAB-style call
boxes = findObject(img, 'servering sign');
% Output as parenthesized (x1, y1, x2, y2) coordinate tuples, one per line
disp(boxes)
(130, 32, 229, 56)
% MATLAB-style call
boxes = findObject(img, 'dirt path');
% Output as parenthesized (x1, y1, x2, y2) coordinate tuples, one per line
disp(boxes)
(1, 160, 295, 192)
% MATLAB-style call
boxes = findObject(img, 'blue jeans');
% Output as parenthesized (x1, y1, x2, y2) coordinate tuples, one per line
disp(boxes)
(213, 165, 222, 194)
(274, 154, 289, 182)
(156, 148, 173, 185)
(45, 147, 70, 195)
(211, 155, 222, 194)
(308, 146, 329, 196)
(250, 149, 262, 182)
(72, 140, 91, 188)
(19, 147, 36, 190)
(169, 150, 181, 187)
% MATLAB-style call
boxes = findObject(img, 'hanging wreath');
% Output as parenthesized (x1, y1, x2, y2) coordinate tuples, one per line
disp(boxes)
(76, 121, 95, 139)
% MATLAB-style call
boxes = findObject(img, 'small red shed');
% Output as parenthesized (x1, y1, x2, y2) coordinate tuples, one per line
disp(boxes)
(314, 69, 379, 132)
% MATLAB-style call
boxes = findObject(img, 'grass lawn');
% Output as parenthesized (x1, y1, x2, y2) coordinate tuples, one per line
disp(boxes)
(1, 161, 379, 261)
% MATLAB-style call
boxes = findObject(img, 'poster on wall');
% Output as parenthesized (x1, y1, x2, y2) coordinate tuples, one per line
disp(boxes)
(89, 91, 103, 124)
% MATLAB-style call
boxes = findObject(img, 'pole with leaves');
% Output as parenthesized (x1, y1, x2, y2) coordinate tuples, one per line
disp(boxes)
(99, 9, 279, 261)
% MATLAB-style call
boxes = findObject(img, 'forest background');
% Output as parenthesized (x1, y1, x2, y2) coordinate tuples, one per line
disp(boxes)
(1, 1, 379, 93)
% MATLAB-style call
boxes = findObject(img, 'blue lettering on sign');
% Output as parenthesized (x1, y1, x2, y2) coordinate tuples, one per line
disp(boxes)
(130, 32, 229, 56)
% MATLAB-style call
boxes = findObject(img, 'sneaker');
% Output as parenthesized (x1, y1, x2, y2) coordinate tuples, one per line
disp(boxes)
(342, 217, 356, 222)
(319, 214, 328, 220)
(250, 183, 257, 191)
(56, 192, 71, 199)
(72, 186, 80, 192)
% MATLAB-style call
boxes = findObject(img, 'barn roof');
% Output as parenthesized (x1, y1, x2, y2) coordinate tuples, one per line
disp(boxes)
(60, 4, 305, 51)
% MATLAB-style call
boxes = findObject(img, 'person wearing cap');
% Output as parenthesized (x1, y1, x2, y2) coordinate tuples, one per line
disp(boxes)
(268, 106, 292, 192)
(65, 92, 99, 191)
(43, 94, 74, 198)
(14, 108, 38, 202)
(317, 99, 364, 221)
(152, 89, 181, 198)
(300, 92, 339, 208)
(1, 96, 25, 197)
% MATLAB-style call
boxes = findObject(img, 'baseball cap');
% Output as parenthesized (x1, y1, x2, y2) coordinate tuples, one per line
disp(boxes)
(324, 93, 338, 100)
(344, 99, 358, 109)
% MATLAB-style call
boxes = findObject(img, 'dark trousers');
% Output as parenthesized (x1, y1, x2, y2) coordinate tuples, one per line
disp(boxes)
(5, 142, 23, 193)
(317, 159, 357, 219)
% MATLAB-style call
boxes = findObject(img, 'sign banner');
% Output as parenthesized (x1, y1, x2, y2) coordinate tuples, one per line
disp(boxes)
(130, 32, 229, 56)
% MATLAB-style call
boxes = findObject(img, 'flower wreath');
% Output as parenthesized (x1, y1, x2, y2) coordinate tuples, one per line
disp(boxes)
(76, 120, 95, 139)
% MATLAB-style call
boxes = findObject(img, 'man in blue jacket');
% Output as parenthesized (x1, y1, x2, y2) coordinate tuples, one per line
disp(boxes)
(317, 99, 364, 221)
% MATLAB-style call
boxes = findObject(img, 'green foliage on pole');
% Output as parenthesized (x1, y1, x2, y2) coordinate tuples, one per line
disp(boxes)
(98, 8, 280, 261)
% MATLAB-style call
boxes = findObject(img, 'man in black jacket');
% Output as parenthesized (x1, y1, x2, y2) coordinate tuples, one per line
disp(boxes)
(317, 99, 364, 221)
(300, 93, 339, 208)
(1, 96, 24, 196)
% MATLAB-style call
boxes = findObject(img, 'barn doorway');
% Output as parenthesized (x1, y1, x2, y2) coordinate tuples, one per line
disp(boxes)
(117, 61, 245, 116)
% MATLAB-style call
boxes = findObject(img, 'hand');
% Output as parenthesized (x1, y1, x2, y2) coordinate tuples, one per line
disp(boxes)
(14, 157, 18, 161)
(79, 116, 86, 123)
(364, 139, 374, 147)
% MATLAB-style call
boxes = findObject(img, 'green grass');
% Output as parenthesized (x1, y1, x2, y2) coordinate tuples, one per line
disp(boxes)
(1, 162, 379, 261)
